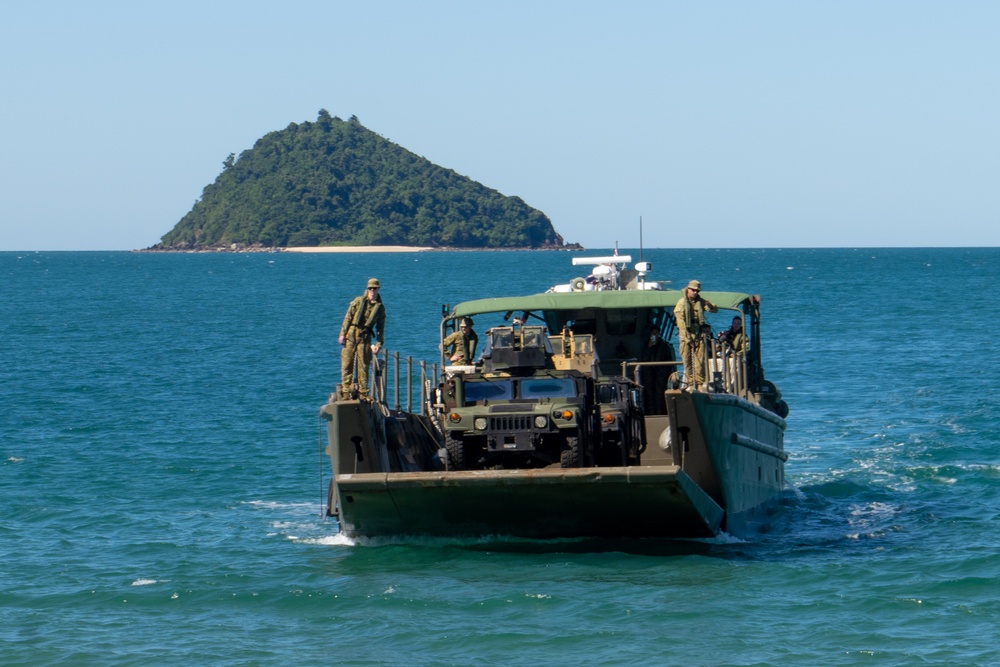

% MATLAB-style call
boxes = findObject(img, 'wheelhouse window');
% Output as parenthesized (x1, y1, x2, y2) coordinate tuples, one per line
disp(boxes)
(606, 308, 639, 335)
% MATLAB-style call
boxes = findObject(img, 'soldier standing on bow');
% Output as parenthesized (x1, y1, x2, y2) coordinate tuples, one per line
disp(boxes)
(338, 278, 386, 397)
(673, 279, 717, 389)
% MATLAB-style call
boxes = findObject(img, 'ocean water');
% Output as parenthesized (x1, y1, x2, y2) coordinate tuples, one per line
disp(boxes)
(2, 248, 999, 666)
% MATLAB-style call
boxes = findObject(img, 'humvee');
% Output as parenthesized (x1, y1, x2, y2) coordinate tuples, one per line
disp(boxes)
(440, 325, 601, 469)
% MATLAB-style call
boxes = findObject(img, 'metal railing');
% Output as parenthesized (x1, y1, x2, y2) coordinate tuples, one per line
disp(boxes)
(368, 349, 439, 416)
(622, 336, 748, 397)
(703, 336, 748, 396)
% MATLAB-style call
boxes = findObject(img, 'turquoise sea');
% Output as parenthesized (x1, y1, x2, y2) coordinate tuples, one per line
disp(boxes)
(3, 248, 999, 666)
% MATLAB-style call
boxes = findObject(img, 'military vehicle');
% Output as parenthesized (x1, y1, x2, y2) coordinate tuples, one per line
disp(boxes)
(440, 324, 601, 470)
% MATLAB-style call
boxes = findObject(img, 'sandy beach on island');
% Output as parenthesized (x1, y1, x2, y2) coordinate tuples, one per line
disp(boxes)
(284, 245, 434, 253)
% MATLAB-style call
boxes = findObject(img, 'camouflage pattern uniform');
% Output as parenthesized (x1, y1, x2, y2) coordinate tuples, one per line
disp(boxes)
(718, 317, 746, 392)
(339, 278, 385, 395)
(719, 317, 745, 354)
(442, 318, 478, 364)
(673, 279, 717, 388)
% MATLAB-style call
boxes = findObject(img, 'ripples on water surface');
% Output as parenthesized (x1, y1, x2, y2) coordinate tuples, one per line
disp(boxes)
(2, 248, 999, 666)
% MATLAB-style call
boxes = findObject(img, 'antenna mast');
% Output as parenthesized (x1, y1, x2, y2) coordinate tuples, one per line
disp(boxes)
(639, 216, 644, 262)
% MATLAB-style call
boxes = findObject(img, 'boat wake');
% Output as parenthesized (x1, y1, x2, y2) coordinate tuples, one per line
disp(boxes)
(293, 533, 356, 547)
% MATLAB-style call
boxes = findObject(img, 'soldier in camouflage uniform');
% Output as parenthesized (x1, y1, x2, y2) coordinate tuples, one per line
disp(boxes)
(673, 279, 717, 389)
(339, 278, 386, 397)
(719, 315, 745, 355)
(442, 317, 478, 365)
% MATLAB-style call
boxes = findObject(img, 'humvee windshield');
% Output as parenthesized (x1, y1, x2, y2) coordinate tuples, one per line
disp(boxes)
(463, 376, 577, 405)
(519, 377, 577, 399)
(464, 379, 513, 403)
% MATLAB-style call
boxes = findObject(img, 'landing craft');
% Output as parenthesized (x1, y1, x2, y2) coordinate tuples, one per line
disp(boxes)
(320, 255, 788, 539)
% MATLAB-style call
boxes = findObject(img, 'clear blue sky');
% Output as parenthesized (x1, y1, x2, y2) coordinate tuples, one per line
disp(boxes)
(2, 1, 997, 250)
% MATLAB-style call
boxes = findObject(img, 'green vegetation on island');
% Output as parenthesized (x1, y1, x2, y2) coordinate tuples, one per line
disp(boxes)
(153, 110, 570, 250)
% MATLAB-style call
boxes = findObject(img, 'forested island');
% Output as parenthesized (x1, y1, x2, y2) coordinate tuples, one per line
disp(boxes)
(150, 110, 574, 251)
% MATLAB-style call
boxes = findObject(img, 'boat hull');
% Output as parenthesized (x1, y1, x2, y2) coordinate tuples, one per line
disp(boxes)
(323, 389, 786, 540)
(664, 390, 787, 536)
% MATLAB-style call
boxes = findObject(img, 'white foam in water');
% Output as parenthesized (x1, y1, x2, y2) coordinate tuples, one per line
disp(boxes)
(271, 521, 317, 531)
(850, 501, 896, 519)
(244, 500, 319, 513)
(292, 534, 356, 546)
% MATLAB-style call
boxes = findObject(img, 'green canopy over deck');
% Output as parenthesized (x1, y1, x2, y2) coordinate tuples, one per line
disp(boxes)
(450, 290, 753, 318)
